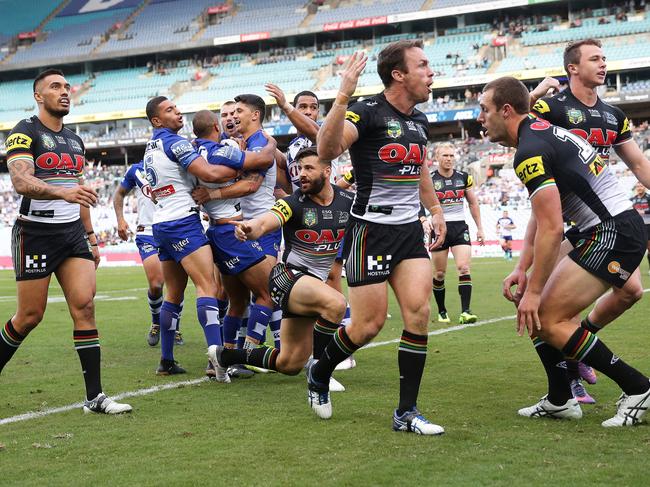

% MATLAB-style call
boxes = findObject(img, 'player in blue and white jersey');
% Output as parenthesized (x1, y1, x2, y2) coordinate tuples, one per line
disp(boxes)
(143, 96, 275, 379)
(496, 210, 516, 260)
(114, 161, 185, 347)
(190, 110, 278, 377)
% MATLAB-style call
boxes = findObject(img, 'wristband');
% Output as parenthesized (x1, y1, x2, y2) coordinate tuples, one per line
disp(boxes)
(429, 204, 443, 215)
(87, 231, 95, 235)
(91, 243, 98, 247)
(335, 91, 351, 105)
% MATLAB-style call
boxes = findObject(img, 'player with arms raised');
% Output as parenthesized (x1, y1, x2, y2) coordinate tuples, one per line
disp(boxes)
(313, 41, 447, 435)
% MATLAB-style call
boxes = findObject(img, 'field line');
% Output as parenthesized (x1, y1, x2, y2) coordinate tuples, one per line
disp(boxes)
(4, 286, 650, 426)
(0, 313, 515, 426)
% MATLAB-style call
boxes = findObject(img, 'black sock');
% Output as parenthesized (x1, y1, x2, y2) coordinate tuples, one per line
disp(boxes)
(563, 328, 649, 396)
(432, 279, 446, 313)
(74, 329, 102, 401)
(397, 330, 428, 414)
(312, 327, 360, 385)
(222, 345, 279, 370)
(313, 317, 339, 360)
(647, 253, 650, 270)
(565, 358, 581, 381)
(581, 317, 601, 334)
(532, 338, 572, 405)
(458, 274, 472, 313)
(0, 319, 26, 374)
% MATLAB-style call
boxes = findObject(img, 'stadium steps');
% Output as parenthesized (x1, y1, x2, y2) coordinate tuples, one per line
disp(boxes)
(420, 0, 436, 8)
(35, 0, 69, 33)
(71, 77, 94, 105)
(313, 64, 335, 90)
(89, 0, 151, 56)
(299, 12, 316, 28)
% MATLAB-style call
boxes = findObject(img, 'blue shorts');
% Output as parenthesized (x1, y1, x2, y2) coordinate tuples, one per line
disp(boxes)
(336, 236, 346, 261)
(257, 227, 282, 258)
(153, 214, 210, 263)
(135, 234, 159, 261)
(206, 223, 266, 275)
(502, 235, 513, 241)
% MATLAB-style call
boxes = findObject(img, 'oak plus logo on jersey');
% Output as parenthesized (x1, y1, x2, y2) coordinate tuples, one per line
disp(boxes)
(25, 254, 46, 272)
(377, 143, 425, 165)
(295, 228, 344, 253)
(367, 255, 391, 276)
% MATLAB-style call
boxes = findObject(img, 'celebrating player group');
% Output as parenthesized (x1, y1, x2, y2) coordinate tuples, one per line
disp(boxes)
(1, 37, 649, 432)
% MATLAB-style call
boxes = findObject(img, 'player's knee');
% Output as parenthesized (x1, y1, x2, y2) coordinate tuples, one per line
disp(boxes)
(434, 270, 446, 281)
(73, 296, 95, 322)
(149, 282, 163, 297)
(322, 293, 347, 322)
(457, 264, 470, 275)
(621, 285, 643, 305)
(15, 309, 45, 332)
(275, 356, 302, 375)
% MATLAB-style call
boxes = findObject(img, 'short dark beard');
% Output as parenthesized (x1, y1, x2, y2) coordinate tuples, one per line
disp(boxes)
(303, 175, 326, 195)
(45, 104, 69, 118)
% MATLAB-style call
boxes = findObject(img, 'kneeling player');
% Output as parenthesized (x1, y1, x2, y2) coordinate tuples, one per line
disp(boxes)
(208, 147, 353, 411)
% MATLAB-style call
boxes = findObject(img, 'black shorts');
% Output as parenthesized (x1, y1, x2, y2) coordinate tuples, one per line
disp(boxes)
(646, 224, 650, 242)
(343, 216, 428, 287)
(11, 218, 94, 281)
(566, 210, 646, 288)
(269, 262, 317, 318)
(433, 221, 470, 251)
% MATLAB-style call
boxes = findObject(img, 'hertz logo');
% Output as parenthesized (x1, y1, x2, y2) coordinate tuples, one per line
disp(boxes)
(345, 111, 360, 124)
(6, 133, 32, 150)
(515, 156, 545, 184)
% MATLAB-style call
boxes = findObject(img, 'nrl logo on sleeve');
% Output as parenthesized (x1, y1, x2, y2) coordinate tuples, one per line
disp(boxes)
(566, 108, 585, 125)
(41, 133, 56, 150)
(68, 139, 83, 152)
(386, 119, 402, 139)
(303, 208, 318, 227)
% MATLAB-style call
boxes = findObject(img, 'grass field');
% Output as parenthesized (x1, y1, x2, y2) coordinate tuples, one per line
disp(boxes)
(0, 259, 649, 486)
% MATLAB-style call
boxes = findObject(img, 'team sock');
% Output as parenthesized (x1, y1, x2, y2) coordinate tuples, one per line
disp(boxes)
(458, 274, 472, 313)
(581, 316, 602, 334)
(312, 327, 360, 385)
(0, 319, 26, 373)
(270, 305, 282, 349)
(647, 253, 650, 270)
(160, 301, 181, 361)
(223, 315, 242, 347)
(563, 329, 649, 396)
(74, 328, 102, 401)
(313, 317, 340, 360)
(220, 345, 279, 371)
(432, 278, 446, 314)
(246, 303, 272, 343)
(237, 307, 250, 349)
(197, 297, 223, 347)
(148, 291, 163, 326)
(397, 330, 428, 414)
(532, 337, 572, 405)
(217, 298, 229, 322)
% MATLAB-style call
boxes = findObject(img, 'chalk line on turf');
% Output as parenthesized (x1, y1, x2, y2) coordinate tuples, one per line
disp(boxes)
(3, 286, 649, 426)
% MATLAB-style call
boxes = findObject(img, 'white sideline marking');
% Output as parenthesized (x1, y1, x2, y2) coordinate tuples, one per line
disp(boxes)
(0, 378, 208, 426)
(3, 287, 650, 426)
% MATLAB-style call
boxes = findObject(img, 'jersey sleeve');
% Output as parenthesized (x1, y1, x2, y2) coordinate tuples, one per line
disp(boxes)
(342, 169, 355, 184)
(613, 106, 633, 145)
(345, 100, 371, 137)
(513, 143, 556, 198)
(245, 133, 269, 176)
(208, 144, 245, 170)
(162, 133, 201, 169)
(531, 96, 559, 124)
(120, 164, 139, 191)
(269, 193, 299, 225)
(5, 119, 35, 165)
(465, 172, 474, 189)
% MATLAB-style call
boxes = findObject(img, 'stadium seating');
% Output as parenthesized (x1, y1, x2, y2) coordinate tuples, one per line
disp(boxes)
(521, 16, 650, 46)
(0, 0, 59, 37)
(310, 0, 418, 26)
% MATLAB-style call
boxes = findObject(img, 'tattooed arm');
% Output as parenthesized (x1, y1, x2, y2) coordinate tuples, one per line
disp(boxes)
(8, 157, 98, 207)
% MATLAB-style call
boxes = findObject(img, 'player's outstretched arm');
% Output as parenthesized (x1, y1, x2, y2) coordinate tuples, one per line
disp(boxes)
(113, 185, 131, 241)
(615, 139, 650, 189)
(265, 83, 320, 142)
(529, 77, 560, 109)
(516, 188, 563, 337)
(231, 212, 281, 241)
(419, 169, 447, 249)
(241, 133, 278, 171)
(317, 51, 367, 160)
(465, 187, 484, 244)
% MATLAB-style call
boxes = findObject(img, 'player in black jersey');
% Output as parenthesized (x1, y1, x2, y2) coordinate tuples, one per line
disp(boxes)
(528, 38, 650, 402)
(480, 76, 650, 427)
(631, 182, 650, 273)
(0, 69, 131, 414)
(313, 41, 447, 435)
(429, 142, 485, 324)
(208, 147, 352, 412)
